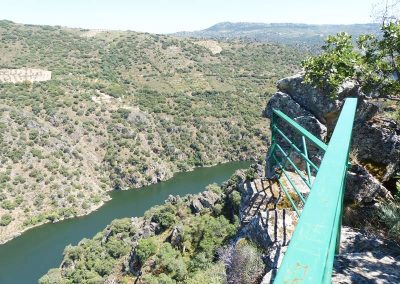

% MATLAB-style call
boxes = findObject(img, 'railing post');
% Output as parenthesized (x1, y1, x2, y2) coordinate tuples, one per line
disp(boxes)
(302, 136, 312, 184)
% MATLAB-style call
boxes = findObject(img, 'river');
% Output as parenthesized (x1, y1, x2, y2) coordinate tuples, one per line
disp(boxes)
(0, 161, 251, 284)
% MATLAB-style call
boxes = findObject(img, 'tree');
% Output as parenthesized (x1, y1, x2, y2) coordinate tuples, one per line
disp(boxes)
(303, 22, 400, 100)
(372, 0, 400, 25)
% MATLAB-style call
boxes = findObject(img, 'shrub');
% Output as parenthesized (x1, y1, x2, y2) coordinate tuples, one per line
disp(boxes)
(154, 243, 187, 281)
(0, 214, 13, 226)
(136, 237, 157, 264)
(149, 204, 177, 231)
(105, 237, 130, 258)
(376, 201, 400, 242)
(220, 240, 265, 284)
(1, 200, 15, 210)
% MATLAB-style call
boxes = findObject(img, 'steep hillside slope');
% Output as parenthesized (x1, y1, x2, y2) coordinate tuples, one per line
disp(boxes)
(0, 20, 306, 242)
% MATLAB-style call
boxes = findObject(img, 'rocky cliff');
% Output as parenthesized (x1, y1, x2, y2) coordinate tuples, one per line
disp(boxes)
(265, 73, 399, 206)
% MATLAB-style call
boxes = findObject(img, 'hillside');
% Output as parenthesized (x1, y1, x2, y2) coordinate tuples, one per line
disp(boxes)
(0, 20, 307, 243)
(175, 22, 380, 45)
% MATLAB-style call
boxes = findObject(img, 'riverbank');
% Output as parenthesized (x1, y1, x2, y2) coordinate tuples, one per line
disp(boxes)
(0, 157, 252, 245)
(0, 161, 251, 284)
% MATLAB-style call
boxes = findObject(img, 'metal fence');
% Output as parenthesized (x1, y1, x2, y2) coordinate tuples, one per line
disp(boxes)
(271, 98, 358, 283)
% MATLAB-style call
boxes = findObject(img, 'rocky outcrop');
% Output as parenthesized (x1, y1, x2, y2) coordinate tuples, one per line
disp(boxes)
(333, 226, 400, 283)
(264, 73, 399, 204)
(188, 190, 220, 213)
(0, 68, 51, 83)
(235, 173, 299, 284)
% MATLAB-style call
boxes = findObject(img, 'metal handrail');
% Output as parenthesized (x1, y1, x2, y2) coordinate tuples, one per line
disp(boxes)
(273, 98, 358, 283)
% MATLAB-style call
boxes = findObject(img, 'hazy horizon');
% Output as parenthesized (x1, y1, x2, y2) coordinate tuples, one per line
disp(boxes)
(0, 0, 380, 34)
(0, 18, 379, 34)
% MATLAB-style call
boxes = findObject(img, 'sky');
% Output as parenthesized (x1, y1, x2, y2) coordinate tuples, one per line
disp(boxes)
(0, 0, 380, 34)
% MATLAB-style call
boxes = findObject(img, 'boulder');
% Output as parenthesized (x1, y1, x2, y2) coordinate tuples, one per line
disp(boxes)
(264, 91, 327, 176)
(346, 164, 392, 203)
(276, 73, 342, 124)
(188, 190, 220, 213)
(353, 116, 400, 181)
(169, 225, 183, 249)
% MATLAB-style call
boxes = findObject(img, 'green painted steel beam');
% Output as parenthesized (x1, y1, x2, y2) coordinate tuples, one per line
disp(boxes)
(273, 98, 357, 284)
(272, 154, 306, 205)
(272, 109, 328, 152)
(273, 125, 320, 172)
(275, 143, 312, 189)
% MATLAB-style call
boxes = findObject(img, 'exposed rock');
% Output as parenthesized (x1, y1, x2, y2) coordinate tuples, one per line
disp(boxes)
(169, 225, 183, 248)
(236, 177, 299, 284)
(264, 91, 326, 176)
(353, 116, 400, 181)
(188, 190, 220, 213)
(0, 68, 51, 83)
(241, 209, 296, 249)
(276, 73, 342, 124)
(269, 73, 399, 203)
(333, 226, 400, 283)
(264, 92, 327, 142)
(166, 195, 181, 205)
(346, 164, 392, 203)
(189, 197, 204, 213)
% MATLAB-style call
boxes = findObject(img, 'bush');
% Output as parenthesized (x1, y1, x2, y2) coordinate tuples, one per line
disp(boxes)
(220, 240, 265, 284)
(136, 237, 157, 264)
(154, 243, 187, 281)
(149, 204, 177, 231)
(376, 201, 400, 242)
(38, 268, 65, 284)
(0, 214, 13, 226)
(105, 237, 130, 258)
(108, 218, 135, 236)
(1, 200, 15, 210)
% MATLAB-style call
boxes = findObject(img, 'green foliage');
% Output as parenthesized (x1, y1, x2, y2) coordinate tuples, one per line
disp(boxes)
(136, 237, 157, 264)
(147, 204, 177, 231)
(1, 200, 16, 210)
(108, 218, 136, 237)
(377, 203, 400, 240)
(302, 32, 361, 97)
(231, 190, 242, 213)
(303, 22, 400, 99)
(0, 214, 13, 226)
(182, 215, 236, 258)
(105, 236, 130, 258)
(105, 83, 125, 98)
(38, 268, 67, 284)
(153, 243, 187, 281)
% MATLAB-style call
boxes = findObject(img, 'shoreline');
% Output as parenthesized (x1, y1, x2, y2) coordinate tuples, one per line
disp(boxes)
(0, 158, 252, 245)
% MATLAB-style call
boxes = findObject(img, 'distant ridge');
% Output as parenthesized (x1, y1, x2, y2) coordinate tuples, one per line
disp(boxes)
(174, 22, 380, 45)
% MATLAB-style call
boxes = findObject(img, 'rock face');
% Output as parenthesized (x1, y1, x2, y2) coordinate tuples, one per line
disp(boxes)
(264, 73, 399, 204)
(188, 190, 220, 213)
(333, 226, 400, 283)
(235, 174, 299, 284)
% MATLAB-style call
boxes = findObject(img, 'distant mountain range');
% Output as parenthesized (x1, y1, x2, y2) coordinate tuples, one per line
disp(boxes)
(174, 22, 380, 45)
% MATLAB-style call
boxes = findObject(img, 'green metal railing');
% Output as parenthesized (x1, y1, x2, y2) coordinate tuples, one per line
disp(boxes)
(270, 98, 358, 283)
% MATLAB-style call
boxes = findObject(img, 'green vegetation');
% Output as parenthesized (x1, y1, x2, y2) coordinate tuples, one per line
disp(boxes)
(0, 20, 305, 241)
(0, 214, 12, 226)
(40, 168, 261, 283)
(303, 21, 400, 101)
